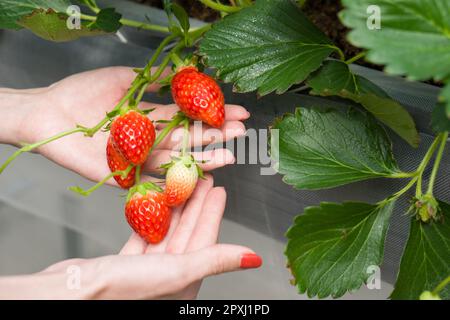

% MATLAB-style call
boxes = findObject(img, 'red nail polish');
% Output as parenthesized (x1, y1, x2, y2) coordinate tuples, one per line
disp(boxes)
(240, 253, 263, 269)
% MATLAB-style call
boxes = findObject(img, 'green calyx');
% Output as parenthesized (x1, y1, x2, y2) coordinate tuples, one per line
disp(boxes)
(126, 181, 163, 203)
(411, 194, 442, 223)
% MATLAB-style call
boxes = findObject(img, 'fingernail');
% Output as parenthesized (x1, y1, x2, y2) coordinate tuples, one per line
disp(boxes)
(240, 253, 263, 269)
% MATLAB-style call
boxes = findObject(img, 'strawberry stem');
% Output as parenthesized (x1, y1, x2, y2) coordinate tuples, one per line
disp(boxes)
(170, 53, 185, 70)
(69, 164, 134, 196)
(87, 79, 147, 135)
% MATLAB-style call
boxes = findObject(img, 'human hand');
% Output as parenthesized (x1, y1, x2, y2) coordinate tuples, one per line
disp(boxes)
(2, 176, 261, 299)
(5, 67, 249, 184)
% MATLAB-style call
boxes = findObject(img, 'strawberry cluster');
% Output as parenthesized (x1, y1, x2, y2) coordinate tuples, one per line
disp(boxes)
(104, 66, 225, 244)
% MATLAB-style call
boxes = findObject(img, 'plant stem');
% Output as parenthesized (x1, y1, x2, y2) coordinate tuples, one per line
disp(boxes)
(345, 51, 366, 65)
(133, 34, 180, 107)
(378, 133, 447, 204)
(131, 24, 211, 109)
(135, 165, 141, 185)
(0, 76, 146, 174)
(379, 176, 418, 205)
(134, 83, 149, 107)
(80, 14, 170, 34)
(70, 165, 134, 196)
(199, 0, 242, 13)
(0, 127, 85, 174)
(145, 34, 178, 77)
(426, 132, 448, 195)
(432, 275, 450, 296)
(139, 24, 210, 150)
(83, 0, 100, 14)
(415, 135, 443, 197)
(170, 53, 184, 69)
(415, 173, 423, 197)
(0, 20, 210, 177)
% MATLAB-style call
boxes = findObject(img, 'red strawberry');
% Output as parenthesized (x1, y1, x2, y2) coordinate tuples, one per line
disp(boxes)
(106, 137, 136, 189)
(110, 110, 156, 165)
(125, 184, 172, 244)
(163, 156, 202, 207)
(171, 66, 225, 128)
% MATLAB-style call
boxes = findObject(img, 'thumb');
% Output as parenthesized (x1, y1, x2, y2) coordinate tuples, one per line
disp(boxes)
(183, 244, 263, 282)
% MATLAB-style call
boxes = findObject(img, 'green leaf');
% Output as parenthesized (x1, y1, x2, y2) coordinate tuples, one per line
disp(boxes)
(390, 200, 450, 300)
(340, 0, 450, 81)
(307, 60, 419, 147)
(199, 0, 336, 95)
(286, 201, 395, 298)
(271, 107, 400, 190)
(88, 8, 122, 33)
(431, 103, 450, 133)
(0, 0, 70, 29)
(17, 8, 105, 42)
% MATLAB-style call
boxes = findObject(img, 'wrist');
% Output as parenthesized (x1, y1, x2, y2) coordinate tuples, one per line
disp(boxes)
(0, 88, 47, 146)
(0, 258, 107, 299)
